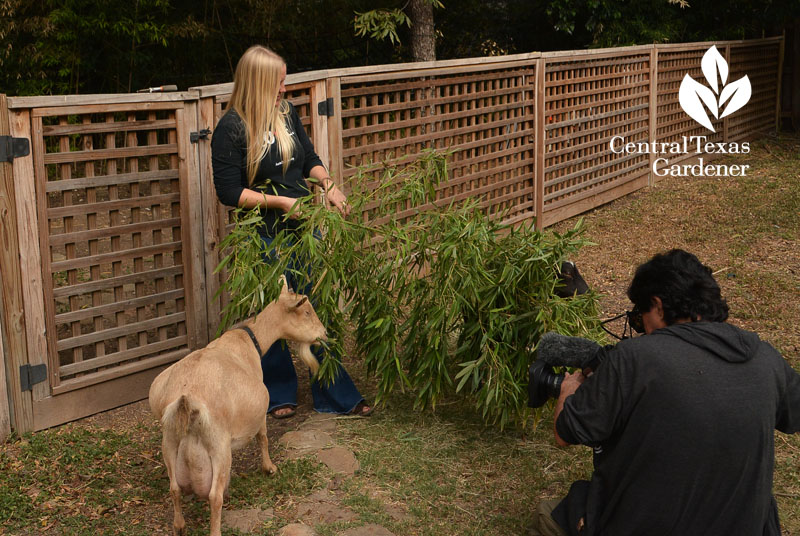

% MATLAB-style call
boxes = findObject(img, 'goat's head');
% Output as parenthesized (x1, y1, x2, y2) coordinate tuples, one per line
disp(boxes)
(272, 276, 327, 345)
(554, 261, 590, 298)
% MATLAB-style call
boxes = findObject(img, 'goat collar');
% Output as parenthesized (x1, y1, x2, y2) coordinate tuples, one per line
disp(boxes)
(240, 325, 264, 357)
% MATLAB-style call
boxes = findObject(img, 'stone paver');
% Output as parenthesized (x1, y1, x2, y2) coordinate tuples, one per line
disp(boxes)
(279, 429, 335, 458)
(222, 507, 274, 533)
(278, 523, 319, 536)
(276, 414, 394, 536)
(315, 446, 360, 475)
(298, 412, 339, 433)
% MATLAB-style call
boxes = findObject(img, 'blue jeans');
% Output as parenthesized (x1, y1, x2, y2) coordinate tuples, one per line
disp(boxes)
(258, 230, 364, 414)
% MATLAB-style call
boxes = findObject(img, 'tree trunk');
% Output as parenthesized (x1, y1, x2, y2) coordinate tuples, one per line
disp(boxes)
(792, 18, 800, 130)
(409, 0, 436, 62)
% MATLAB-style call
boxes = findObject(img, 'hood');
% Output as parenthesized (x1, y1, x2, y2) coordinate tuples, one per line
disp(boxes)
(659, 322, 760, 363)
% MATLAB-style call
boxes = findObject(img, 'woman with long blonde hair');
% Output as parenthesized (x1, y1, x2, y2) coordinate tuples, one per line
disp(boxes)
(212, 45, 372, 418)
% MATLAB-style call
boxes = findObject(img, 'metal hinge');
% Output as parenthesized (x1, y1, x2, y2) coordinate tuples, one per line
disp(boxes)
(0, 135, 31, 162)
(318, 98, 334, 117)
(20, 364, 47, 392)
(190, 128, 212, 143)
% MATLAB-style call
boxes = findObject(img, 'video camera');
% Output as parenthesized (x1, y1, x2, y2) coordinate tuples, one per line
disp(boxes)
(527, 309, 645, 408)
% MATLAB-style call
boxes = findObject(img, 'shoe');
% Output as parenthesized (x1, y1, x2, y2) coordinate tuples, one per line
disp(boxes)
(348, 402, 374, 417)
(269, 406, 297, 419)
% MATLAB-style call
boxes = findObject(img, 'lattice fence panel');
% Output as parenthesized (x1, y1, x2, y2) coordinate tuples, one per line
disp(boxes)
(36, 104, 190, 392)
(542, 52, 652, 217)
(655, 46, 726, 166)
(727, 41, 781, 141)
(339, 63, 537, 225)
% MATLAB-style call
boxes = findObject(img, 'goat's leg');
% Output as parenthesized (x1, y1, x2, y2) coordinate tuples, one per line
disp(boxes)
(208, 447, 232, 536)
(257, 421, 278, 474)
(162, 435, 186, 536)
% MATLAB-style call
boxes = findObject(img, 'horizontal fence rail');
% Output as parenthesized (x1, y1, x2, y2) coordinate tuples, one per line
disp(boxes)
(0, 38, 783, 436)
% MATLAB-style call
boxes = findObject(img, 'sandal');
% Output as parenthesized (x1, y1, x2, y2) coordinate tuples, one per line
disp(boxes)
(269, 406, 297, 419)
(348, 402, 374, 417)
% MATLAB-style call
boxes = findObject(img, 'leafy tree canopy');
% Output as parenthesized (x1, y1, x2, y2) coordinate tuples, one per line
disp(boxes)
(1, 0, 796, 95)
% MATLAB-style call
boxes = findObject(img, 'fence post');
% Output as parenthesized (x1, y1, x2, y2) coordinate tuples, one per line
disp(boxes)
(325, 77, 345, 191)
(0, 95, 15, 440)
(793, 21, 800, 129)
(176, 98, 209, 349)
(196, 94, 223, 342)
(777, 34, 786, 131)
(649, 45, 658, 186)
(534, 57, 546, 229)
(312, 80, 331, 171)
(0, 273, 9, 441)
(2, 106, 44, 434)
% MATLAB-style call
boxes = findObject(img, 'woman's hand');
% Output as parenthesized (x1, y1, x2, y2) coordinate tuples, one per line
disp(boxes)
(280, 196, 303, 219)
(308, 167, 351, 217)
(324, 183, 350, 217)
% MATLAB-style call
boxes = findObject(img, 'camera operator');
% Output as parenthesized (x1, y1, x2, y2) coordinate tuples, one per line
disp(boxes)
(531, 249, 800, 536)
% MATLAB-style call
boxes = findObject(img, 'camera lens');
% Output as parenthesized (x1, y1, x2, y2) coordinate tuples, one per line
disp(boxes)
(528, 361, 565, 408)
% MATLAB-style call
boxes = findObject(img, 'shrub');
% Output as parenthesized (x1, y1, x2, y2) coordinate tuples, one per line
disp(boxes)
(216, 150, 602, 428)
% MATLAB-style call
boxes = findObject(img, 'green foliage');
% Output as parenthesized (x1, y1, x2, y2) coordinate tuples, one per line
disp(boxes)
(2, 0, 793, 96)
(216, 151, 602, 428)
(354, 8, 412, 45)
(0, 0, 170, 95)
(353, 0, 444, 46)
(545, 0, 798, 46)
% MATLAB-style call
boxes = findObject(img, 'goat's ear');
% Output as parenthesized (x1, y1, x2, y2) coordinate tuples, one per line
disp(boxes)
(279, 275, 290, 295)
(294, 296, 308, 308)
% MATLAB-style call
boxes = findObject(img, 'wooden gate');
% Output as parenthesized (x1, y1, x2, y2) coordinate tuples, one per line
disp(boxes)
(1, 93, 208, 432)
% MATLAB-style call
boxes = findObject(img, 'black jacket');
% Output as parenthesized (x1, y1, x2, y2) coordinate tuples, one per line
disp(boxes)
(556, 322, 800, 536)
(211, 103, 324, 236)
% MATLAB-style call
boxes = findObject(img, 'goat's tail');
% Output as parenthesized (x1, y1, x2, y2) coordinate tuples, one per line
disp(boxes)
(163, 394, 210, 437)
(296, 343, 320, 375)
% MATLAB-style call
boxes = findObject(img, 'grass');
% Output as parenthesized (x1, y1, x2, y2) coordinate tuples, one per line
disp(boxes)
(331, 396, 593, 536)
(1, 133, 798, 535)
(0, 425, 164, 535)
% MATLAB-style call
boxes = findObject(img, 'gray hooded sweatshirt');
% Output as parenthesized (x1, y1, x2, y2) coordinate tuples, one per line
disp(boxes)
(557, 321, 800, 536)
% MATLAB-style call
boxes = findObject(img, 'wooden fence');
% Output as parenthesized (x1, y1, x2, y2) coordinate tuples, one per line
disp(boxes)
(0, 38, 783, 437)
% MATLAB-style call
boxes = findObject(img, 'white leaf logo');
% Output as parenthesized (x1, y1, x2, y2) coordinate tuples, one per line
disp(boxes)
(679, 74, 718, 131)
(719, 75, 751, 119)
(678, 45, 752, 132)
(701, 45, 728, 94)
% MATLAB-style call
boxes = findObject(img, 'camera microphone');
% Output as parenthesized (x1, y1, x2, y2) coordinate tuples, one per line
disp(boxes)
(528, 333, 608, 408)
(536, 332, 602, 368)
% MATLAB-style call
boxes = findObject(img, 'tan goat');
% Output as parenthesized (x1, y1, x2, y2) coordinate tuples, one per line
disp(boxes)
(148, 279, 326, 536)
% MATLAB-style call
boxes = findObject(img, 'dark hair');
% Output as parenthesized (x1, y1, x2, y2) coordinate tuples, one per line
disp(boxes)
(627, 249, 728, 325)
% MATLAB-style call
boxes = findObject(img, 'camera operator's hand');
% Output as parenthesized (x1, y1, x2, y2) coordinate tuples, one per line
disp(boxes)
(561, 370, 586, 398)
(554, 371, 586, 447)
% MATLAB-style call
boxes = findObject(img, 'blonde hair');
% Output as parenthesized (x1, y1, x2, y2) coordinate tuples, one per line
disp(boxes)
(229, 45, 296, 186)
